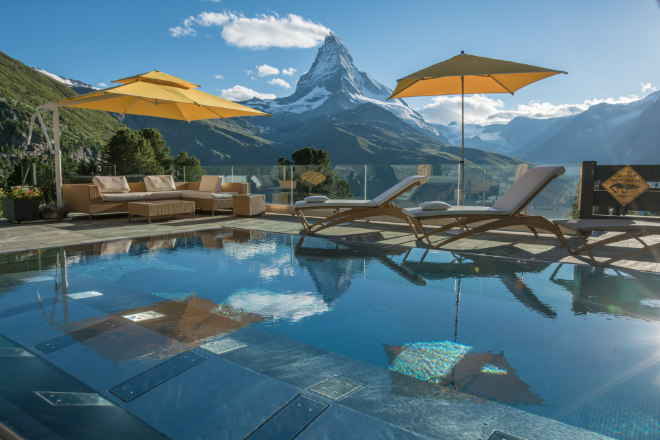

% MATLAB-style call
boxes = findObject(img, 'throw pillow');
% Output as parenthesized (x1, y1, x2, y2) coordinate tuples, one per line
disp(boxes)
(92, 176, 130, 193)
(199, 175, 224, 192)
(144, 175, 176, 192)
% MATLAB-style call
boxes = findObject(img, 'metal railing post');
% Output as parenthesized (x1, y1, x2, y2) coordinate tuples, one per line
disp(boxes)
(231, 166, 234, 183)
(364, 164, 368, 200)
(290, 165, 294, 206)
(113, 165, 117, 176)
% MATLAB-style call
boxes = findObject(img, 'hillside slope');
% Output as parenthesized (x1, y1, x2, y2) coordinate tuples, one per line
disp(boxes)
(0, 50, 123, 165)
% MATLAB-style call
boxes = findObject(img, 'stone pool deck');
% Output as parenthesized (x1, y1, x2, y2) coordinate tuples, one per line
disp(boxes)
(1, 212, 658, 272)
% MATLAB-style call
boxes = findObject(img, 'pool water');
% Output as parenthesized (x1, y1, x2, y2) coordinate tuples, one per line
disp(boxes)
(1, 228, 659, 439)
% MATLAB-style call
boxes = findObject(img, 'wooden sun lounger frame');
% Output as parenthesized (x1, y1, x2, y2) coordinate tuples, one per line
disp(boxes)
(554, 219, 660, 266)
(295, 176, 427, 234)
(406, 169, 564, 249)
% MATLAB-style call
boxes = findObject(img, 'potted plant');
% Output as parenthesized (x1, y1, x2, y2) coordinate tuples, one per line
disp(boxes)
(1, 185, 43, 223)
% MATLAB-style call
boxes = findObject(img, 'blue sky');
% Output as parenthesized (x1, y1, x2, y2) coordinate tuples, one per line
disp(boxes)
(2, 0, 659, 125)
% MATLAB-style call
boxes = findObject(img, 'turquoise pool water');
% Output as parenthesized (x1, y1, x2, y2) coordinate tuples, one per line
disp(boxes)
(1, 229, 659, 439)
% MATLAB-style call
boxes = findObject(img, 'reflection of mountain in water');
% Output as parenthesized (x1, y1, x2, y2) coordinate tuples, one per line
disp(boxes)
(294, 237, 424, 304)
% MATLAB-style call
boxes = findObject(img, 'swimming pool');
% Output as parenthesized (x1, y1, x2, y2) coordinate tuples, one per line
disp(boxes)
(1, 228, 658, 439)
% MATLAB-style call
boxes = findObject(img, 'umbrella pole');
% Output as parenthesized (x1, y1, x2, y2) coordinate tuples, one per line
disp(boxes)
(53, 105, 63, 207)
(460, 75, 465, 206)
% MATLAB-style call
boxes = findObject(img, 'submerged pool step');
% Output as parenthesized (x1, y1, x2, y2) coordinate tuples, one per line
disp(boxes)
(34, 318, 125, 354)
(245, 394, 327, 440)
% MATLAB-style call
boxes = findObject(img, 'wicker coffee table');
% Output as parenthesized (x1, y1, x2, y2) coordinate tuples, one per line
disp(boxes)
(232, 194, 266, 217)
(128, 200, 195, 223)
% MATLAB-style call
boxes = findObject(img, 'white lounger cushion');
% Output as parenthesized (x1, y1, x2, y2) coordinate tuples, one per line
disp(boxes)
(404, 206, 509, 218)
(102, 191, 182, 202)
(199, 175, 224, 193)
(144, 175, 176, 192)
(179, 190, 237, 200)
(371, 175, 428, 205)
(295, 199, 377, 208)
(92, 175, 130, 193)
(491, 166, 565, 213)
(405, 166, 565, 219)
(294, 175, 428, 209)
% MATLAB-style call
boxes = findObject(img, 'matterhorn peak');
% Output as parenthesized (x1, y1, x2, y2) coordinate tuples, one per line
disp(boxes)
(250, 33, 439, 137)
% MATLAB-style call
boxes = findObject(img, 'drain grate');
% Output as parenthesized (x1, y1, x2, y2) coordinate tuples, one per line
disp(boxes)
(67, 291, 104, 300)
(35, 391, 113, 406)
(308, 376, 363, 400)
(488, 431, 527, 440)
(246, 395, 327, 440)
(122, 311, 165, 322)
(109, 351, 207, 402)
(200, 337, 246, 355)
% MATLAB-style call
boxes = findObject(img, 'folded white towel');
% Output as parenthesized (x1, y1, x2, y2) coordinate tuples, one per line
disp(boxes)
(304, 195, 329, 203)
(421, 201, 451, 211)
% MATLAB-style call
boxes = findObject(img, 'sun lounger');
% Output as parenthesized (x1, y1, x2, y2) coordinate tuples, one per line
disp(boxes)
(403, 166, 565, 248)
(554, 218, 660, 265)
(294, 175, 429, 234)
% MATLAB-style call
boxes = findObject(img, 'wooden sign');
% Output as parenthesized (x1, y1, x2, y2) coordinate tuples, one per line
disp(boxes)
(602, 165, 650, 206)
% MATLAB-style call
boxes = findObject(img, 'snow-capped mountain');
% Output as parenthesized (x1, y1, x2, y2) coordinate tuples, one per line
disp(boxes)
(450, 90, 660, 164)
(246, 34, 440, 138)
(33, 68, 98, 94)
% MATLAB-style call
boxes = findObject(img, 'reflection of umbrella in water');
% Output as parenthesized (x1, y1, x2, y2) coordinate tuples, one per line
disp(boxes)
(74, 297, 262, 363)
(385, 340, 542, 406)
(299, 170, 327, 186)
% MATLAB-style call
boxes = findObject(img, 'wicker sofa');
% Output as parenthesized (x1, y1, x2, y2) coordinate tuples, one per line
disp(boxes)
(62, 179, 249, 219)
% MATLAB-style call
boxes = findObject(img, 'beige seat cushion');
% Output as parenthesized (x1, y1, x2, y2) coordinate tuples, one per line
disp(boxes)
(144, 175, 176, 192)
(199, 175, 224, 192)
(102, 191, 181, 201)
(179, 190, 236, 200)
(92, 176, 130, 193)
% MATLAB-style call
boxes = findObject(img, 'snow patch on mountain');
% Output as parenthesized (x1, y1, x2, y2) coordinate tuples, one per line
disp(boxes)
(34, 68, 98, 90)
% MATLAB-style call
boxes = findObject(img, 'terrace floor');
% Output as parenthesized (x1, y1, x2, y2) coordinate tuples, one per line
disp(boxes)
(1, 212, 659, 273)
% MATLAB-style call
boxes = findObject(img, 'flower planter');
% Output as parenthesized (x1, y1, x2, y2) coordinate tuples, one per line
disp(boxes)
(2, 198, 41, 223)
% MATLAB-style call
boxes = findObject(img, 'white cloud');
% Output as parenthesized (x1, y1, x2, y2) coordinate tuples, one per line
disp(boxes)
(169, 16, 198, 37)
(214, 74, 224, 80)
(282, 67, 297, 76)
(197, 11, 233, 27)
(257, 64, 279, 76)
(268, 78, 291, 89)
(98, 82, 107, 88)
(417, 82, 658, 126)
(220, 85, 276, 101)
(170, 11, 331, 49)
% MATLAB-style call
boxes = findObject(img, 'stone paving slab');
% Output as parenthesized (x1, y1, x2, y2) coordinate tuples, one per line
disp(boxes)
(1, 212, 658, 272)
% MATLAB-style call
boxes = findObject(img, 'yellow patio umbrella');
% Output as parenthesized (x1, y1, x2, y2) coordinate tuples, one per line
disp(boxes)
(388, 52, 566, 204)
(29, 70, 270, 206)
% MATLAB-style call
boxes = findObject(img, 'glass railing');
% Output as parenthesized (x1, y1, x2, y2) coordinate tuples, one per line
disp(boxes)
(63, 162, 580, 220)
